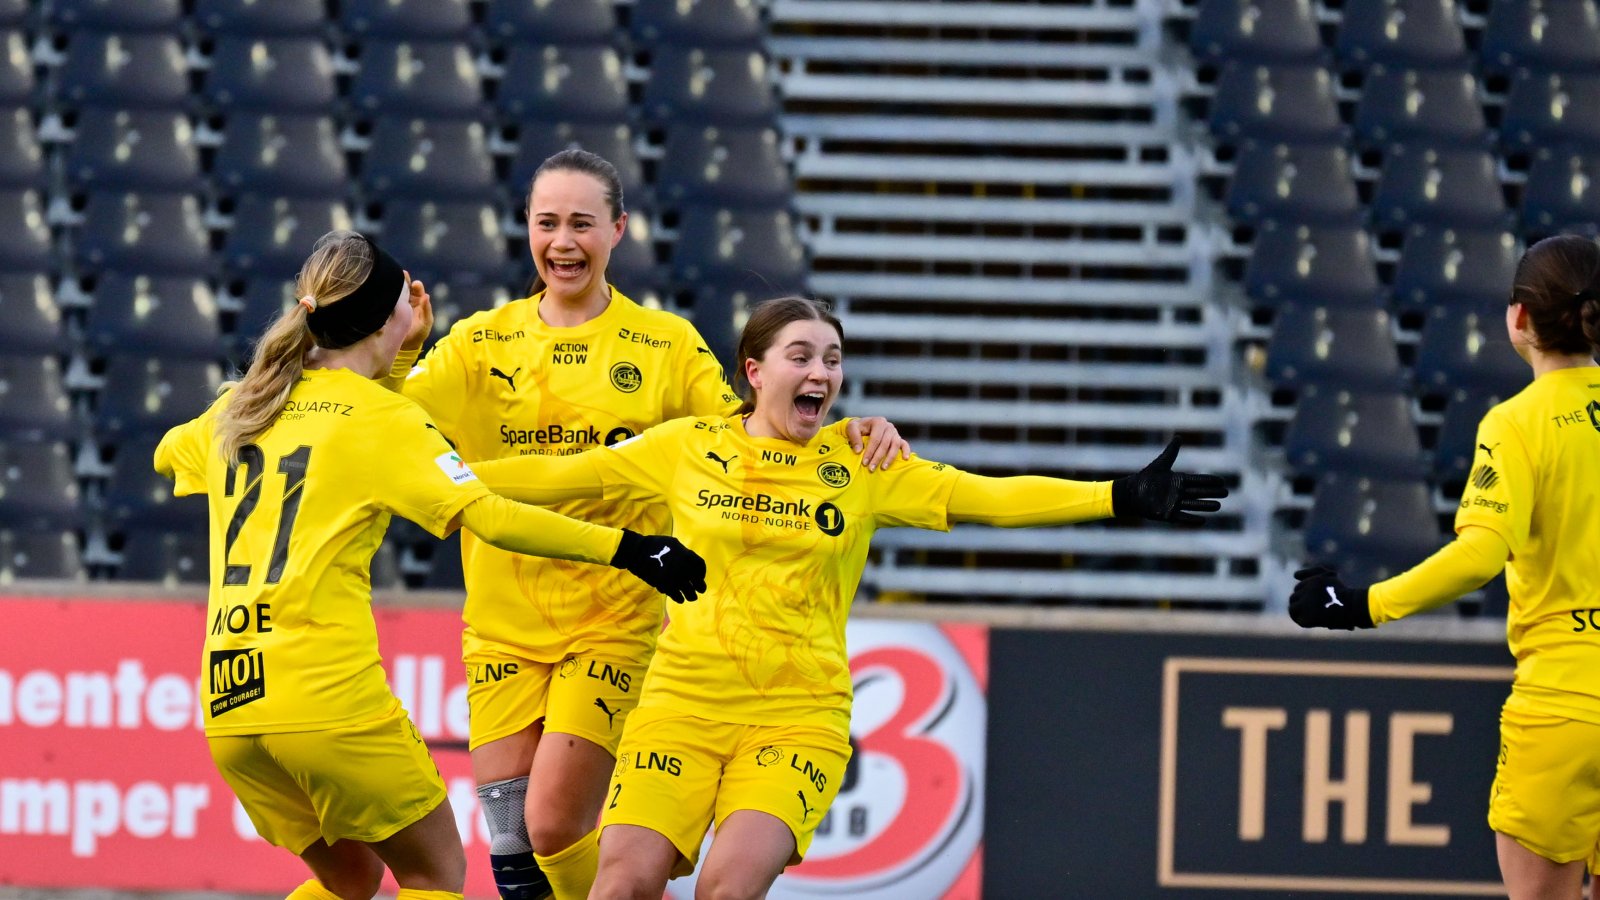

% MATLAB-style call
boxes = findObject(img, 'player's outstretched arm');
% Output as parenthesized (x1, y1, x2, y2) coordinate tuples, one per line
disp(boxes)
(1289, 525, 1508, 630)
(609, 530, 708, 604)
(1110, 436, 1229, 525)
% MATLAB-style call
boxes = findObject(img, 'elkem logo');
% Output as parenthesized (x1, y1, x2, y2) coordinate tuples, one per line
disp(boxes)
(434, 452, 478, 484)
(610, 361, 642, 393)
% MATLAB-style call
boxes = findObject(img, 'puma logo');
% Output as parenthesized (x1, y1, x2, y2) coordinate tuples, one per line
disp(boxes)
(706, 451, 736, 473)
(796, 790, 814, 823)
(1479, 442, 1498, 459)
(1325, 586, 1343, 609)
(649, 546, 671, 566)
(594, 697, 620, 729)
(696, 347, 714, 355)
(489, 366, 520, 391)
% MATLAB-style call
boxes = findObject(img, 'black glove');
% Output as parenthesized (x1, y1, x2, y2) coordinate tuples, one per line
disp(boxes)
(1111, 437, 1229, 525)
(1288, 565, 1374, 630)
(610, 530, 707, 604)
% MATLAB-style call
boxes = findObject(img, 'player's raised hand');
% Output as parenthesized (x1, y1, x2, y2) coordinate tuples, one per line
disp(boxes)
(1288, 565, 1374, 630)
(610, 530, 708, 604)
(1110, 436, 1229, 525)
(400, 270, 434, 352)
(848, 416, 913, 471)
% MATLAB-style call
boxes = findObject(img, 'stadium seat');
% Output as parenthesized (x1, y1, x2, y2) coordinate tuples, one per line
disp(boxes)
(339, 0, 473, 40)
(0, 528, 84, 582)
(1433, 388, 1510, 483)
(682, 284, 745, 368)
(0, 109, 43, 190)
(193, 0, 328, 37)
(509, 122, 647, 209)
(1481, 0, 1600, 76)
(0, 273, 65, 354)
(1391, 225, 1519, 314)
(484, 0, 616, 45)
(224, 195, 354, 278)
(102, 438, 204, 532)
(85, 274, 223, 361)
(64, 110, 203, 192)
(497, 45, 630, 124)
(1264, 305, 1406, 391)
(45, 0, 184, 32)
(1413, 305, 1528, 398)
(0, 441, 80, 529)
(213, 113, 346, 198)
(1302, 473, 1442, 584)
(349, 40, 486, 121)
(1501, 71, 1600, 154)
(54, 33, 189, 110)
(0, 189, 55, 272)
(1190, 0, 1324, 64)
(423, 531, 465, 589)
(0, 0, 25, 27)
(75, 191, 212, 276)
(606, 217, 661, 293)
(1284, 386, 1425, 477)
(361, 118, 498, 201)
(632, 0, 764, 48)
(1335, 0, 1469, 70)
(0, 32, 34, 108)
(671, 205, 808, 292)
(115, 529, 207, 585)
(1226, 142, 1362, 225)
(232, 278, 297, 341)
(204, 37, 338, 114)
(0, 354, 74, 443)
(429, 282, 511, 334)
(1352, 68, 1487, 149)
(94, 357, 223, 440)
(380, 200, 510, 285)
(371, 540, 401, 590)
(642, 47, 778, 126)
(1209, 62, 1342, 147)
(1521, 147, 1600, 235)
(658, 126, 793, 209)
(1242, 221, 1382, 309)
(1369, 143, 1507, 232)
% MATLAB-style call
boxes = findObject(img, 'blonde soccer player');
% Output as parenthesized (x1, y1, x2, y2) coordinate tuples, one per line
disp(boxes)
(465, 295, 1229, 899)
(383, 149, 908, 900)
(154, 230, 706, 900)
(1289, 233, 1600, 900)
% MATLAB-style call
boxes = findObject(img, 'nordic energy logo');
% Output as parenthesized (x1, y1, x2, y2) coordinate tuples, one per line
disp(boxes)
(667, 621, 986, 899)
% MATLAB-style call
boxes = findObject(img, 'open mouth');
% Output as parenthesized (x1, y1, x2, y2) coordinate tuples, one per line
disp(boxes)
(548, 258, 586, 278)
(794, 392, 825, 420)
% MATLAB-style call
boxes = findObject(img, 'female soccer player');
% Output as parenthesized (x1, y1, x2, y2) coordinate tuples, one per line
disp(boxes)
(154, 230, 706, 900)
(1288, 233, 1600, 900)
(467, 295, 1229, 899)
(384, 150, 908, 900)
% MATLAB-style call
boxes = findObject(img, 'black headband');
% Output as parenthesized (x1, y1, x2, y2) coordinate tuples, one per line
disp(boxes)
(306, 235, 406, 350)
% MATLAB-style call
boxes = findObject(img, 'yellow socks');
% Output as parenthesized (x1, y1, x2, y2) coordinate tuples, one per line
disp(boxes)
(536, 827, 601, 900)
(395, 891, 464, 900)
(286, 882, 342, 900)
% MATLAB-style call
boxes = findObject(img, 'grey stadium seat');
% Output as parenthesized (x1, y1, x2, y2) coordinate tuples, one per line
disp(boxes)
(1209, 62, 1343, 146)
(1369, 143, 1507, 232)
(0, 529, 85, 582)
(1243, 221, 1382, 310)
(1303, 473, 1442, 585)
(1352, 67, 1487, 150)
(641, 47, 779, 127)
(0, 441, 81, 530)
(54, 33, 189, 110)
(1264, 305, 1405, 391)
(204, 37, 338, 115)
(75, 191, 212, 276)
(349, 40, 486, 121)
(497, 45, 630, 124)
(1335, 0, 1469, 70)
(85, 274, 223, 361)
(361, 118, 498, 201)
(1190, 0, 1323, 64)
(1285, 387, 1426, 477)
(632, 0, 764, 48)
(380, 200, 510, 285)
(658, 126, 792, 209)
(223, 195, 354, 278)
(1227, 142, 1362, 225)
(1481, 0, 1600, 75)
(94, 357, 223, 441)
(64, 110, 203, 193)
(1391, 225, 1520, 314)
(0, 273, 66, 354)
(1413, 305, 1529, 398)
(339, 0, 473, 40)
(45, 0, 184, 32)
(213, 113, 347, 198)
(0, 354, 74, 443)
(484, 0, 616, 45)
(1521, 147, 1600, 236)
(193, 0, 328, 37)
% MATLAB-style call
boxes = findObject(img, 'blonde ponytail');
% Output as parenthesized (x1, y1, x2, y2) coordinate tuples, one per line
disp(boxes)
(214, 230, 376, 463)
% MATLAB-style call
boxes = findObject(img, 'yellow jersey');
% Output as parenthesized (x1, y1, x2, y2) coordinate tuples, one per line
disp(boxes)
(1455, 365, 1600, 723)
(155, 368, 492, 735)
(401, 289, 738, 662)
(483, 415, 964, 735)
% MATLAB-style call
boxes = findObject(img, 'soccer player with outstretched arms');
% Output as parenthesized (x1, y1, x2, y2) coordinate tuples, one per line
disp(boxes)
(154, 231, 705, 900)
(381, 150, 908, 900)
(468, 295, 1229, 899)
(1289, 234, 1600, 900)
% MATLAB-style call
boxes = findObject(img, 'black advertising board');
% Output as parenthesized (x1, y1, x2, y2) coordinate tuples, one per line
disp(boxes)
(984, 627, 1511, 899)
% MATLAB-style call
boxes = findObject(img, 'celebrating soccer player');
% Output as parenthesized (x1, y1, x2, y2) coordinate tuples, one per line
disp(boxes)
(1288, 233, 1600, 899)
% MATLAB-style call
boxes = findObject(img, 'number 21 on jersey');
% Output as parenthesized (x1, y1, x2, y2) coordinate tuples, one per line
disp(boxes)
(222, 444, 311, 586)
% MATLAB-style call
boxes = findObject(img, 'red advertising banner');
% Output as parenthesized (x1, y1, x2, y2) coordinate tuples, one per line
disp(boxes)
(0, 596, 984, 897)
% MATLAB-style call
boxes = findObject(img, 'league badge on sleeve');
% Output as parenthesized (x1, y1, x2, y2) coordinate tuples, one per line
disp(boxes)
(434, 451, 478, 484)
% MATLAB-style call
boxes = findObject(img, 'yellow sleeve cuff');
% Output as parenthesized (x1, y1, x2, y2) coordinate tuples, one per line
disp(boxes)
(1368, 525, 1509, 625)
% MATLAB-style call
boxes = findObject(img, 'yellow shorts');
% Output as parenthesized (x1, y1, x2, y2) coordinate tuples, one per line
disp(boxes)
(600, 707, 851, 876)
(465, 649, 645, 754)
(1488, 706, 1600, 869)
(207, 702, 445, 854)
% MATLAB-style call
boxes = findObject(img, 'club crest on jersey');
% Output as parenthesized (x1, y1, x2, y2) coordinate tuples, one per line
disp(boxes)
(818, 461, 852, 488)
(756, 746, 784, 767)
(610, 361, 642, 393)
(558, 656, 581, 679)
(434, 452, 478, 484)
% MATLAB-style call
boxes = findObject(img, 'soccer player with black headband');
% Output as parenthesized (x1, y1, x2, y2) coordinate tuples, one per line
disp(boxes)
(154, 230, 707, 900)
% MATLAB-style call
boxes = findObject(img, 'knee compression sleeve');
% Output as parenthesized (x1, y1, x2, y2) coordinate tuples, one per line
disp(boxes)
(477, 777, 552, 900)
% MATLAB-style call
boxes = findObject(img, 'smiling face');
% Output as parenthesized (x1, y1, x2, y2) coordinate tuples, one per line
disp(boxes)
(527, 168, 626, 304)
(744, 318, 844, 444)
